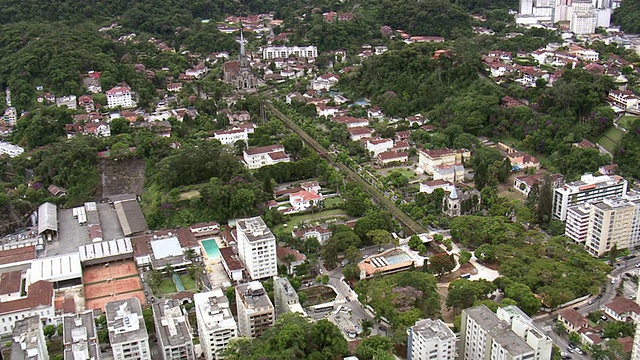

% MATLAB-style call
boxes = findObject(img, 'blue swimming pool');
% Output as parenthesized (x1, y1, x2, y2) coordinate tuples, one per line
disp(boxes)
(200, 239, 221, 259)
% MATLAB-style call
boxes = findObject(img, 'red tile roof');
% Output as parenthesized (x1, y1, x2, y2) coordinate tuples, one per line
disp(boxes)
(219, 247, 244, 271)
(0, 271, 22, 295)
(558, 308, 588, 329)
(0, 281, 53, 315)
(276, 246, 306, 262)
(605, 296, 640, 317)
(0, 246, 36, 266)
(244, 144, 284, 155)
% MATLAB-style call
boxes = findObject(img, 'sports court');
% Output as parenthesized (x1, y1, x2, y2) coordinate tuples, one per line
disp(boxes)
(83, 260, 146, 311)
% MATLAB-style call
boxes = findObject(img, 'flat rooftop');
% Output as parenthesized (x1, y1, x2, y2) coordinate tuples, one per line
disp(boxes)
(237, 281, 273, 313)
(153, 300, 193, 348)
(106, 297, 148, 345)
(236, 217, 275, 243)
(412, 318, 455, 341)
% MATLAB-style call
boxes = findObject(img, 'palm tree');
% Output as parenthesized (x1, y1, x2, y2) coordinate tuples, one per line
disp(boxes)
(184, 248, 198, 263)
(164, 263, 175, 277)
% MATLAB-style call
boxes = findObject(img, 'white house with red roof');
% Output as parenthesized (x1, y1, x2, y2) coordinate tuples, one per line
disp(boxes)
(106, 85, 134, 108)
(608, 89, 639, 109)
(213, 128, 249, 146)
(418, 148, 470, 175)
(377, 151, 409, 165)
(289, 189, 322, 212)
(420, 179, 455, 194)
(83, 122, 111, 137)
(366, 137, 394, 157)
(0, 280, 54, 335)
(333, 116, 369, 128)
(347, 127, 374, 141)
(310, 74, 340, 91)
(243, 144, 290, 169)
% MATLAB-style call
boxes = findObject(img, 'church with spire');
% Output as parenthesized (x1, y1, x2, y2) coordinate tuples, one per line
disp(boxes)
(223, 27, 258, 91)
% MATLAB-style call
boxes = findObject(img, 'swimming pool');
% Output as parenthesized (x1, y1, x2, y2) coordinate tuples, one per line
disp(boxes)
(200, 239, 221, 260)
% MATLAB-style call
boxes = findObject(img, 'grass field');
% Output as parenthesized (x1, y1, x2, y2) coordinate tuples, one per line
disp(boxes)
(178, 189, 201, 201)
(158, 278, 176, 294)
(380, 167, 418, 180)
(598, 126, 624, 153)
(323, 196, 344, 208)
(618, 115, 637, 131)
(180, 275, 196, 290)
(273, 209, 348, 234)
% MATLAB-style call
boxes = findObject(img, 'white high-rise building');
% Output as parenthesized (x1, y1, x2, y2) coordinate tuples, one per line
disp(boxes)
(497, 306, 553, 360)
(552, 174, 627, 221)
(63, 311, 100, 360)
(407, 319, 456, 360)
(194, 288, 238, 360)
(106, 298, 151, 360)
(153, 299, 196, 360)
(106, 86, 134, 108)
(236, 281, 274, 339)
(262, 46, 318, 60)
(571, 0, 597, 34)
(236, 216, 277, 280)
(565, 191, 640, 257)
(460, 305, 537, 360)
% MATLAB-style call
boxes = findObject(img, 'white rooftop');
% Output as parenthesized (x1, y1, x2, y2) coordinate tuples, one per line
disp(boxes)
(78, 238, 133, 262)
(150, 237, 183, 259)
(28, 252, 82, 284)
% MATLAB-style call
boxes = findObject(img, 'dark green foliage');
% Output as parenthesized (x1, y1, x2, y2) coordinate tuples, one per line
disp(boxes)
(224, 313, 347, 360)
(615, 118, 640, 179)
(612, 0, 640, 33)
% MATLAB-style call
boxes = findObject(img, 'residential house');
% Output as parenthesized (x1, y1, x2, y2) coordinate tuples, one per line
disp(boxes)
(366, 138, 394, 157)
(347, 127, 374, 141)
(433, 164, 465, 183)
(243, 144, 290, 169)
(310, 74, 340, 91)
(167, 83, 183, 92)
(377, 151, 409, 165)
(0, 280, 55, 335)
(289, 189, 322, 212)
(47, 185, 67, 198)
(604, 296, 640, 322)
(316, 104, 339, 117)
(213, 128, 249, 146)
(186, 64, 209, 79)
(84, 122, 111, 137)
(513, 173, 564, 196)
(333, 116, 369, 128)
(78, 95, 95, 112)
(276, 246, 306, 275)
(292, 226, 332, 245)
(557, 308, 589, 333)
(56, 95, 78, 110)
(599, 164, 618, 175)
(367, 106, 384, 119)
(395, 130, 411, 142)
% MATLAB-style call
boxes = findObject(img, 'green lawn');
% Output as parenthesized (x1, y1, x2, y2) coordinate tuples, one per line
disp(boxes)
(273, 209, 348, 234)
(618, 115, 638, 131)
(598, 126, 624, 153)
(385, 168, 418, 179)
(179, 274, 196, 290)
(178, 190, 201, 201)
(323, 196, 344, 208)
(158, 278, 177, 294)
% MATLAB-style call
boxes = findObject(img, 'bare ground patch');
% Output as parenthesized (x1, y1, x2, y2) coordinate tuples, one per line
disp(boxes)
(98, 158, 146, 199)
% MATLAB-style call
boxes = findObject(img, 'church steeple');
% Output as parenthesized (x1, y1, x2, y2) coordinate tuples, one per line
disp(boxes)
(239, 25, 250, 71)
(240, 26, 246, 57)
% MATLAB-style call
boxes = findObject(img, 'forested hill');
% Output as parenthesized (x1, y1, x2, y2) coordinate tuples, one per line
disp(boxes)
(612, 0, 640, 33)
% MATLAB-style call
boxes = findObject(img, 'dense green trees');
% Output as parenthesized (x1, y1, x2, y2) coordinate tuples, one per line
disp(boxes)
(356, 271, 440, 334)
(615, 118, 640, 179)
(224, 313, 347, 360)
(612, 0, 640, 33)
(446, 279, 496, 313)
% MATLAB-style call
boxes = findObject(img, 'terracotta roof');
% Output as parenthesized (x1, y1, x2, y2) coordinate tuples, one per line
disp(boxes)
(290, 190, 322, 202)
(0, 281, 53, 315)
(244, 144, 284, 156)
(423, 179, 452, 187)
(276, 246, 306, 262)
(0, 271, 22, 295)
(268, 151, 289, 160)
(558, 308, 588, 328)
(377, 151, 408, 160)
(54, 294, 76, 315)
(421, 148, 464, 158)
(0, 246, 36, 266)
(605, 296, 640, 316)
(347, 127, 373, 135)
(619, 336, 634, 353)
(219, 247, 243, 271)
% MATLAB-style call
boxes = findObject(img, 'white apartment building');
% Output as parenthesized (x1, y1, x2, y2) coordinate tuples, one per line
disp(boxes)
(214, 128, 249, 146)
(153, 299, 196, 360)
(236, 216, 277, 280)
(106, 298, 151, 360)
(571, 0, 597, 34)
(407, 318, 456, 360)
(552, 174, 628, 221)
(583, 196, 636, 257)
(56, 95, 77, 110)
(0, 141, 24, 157)
(418, 148, 470, 175)
(63, 311, 100, 360)
(565, 204, 591, 244)
(460, 305, 536, 360)
(497, 306, 553, 360)
(262, 46, 318, 60)
(236, 281, 275, 339)
(0, 281, 55, 335)
(243, 144, 291, 170)
(106, 86, 135, 108)
(194, 289, 238, 360)
(273, 276, 306, 318)
(12, 315, 49, 360)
